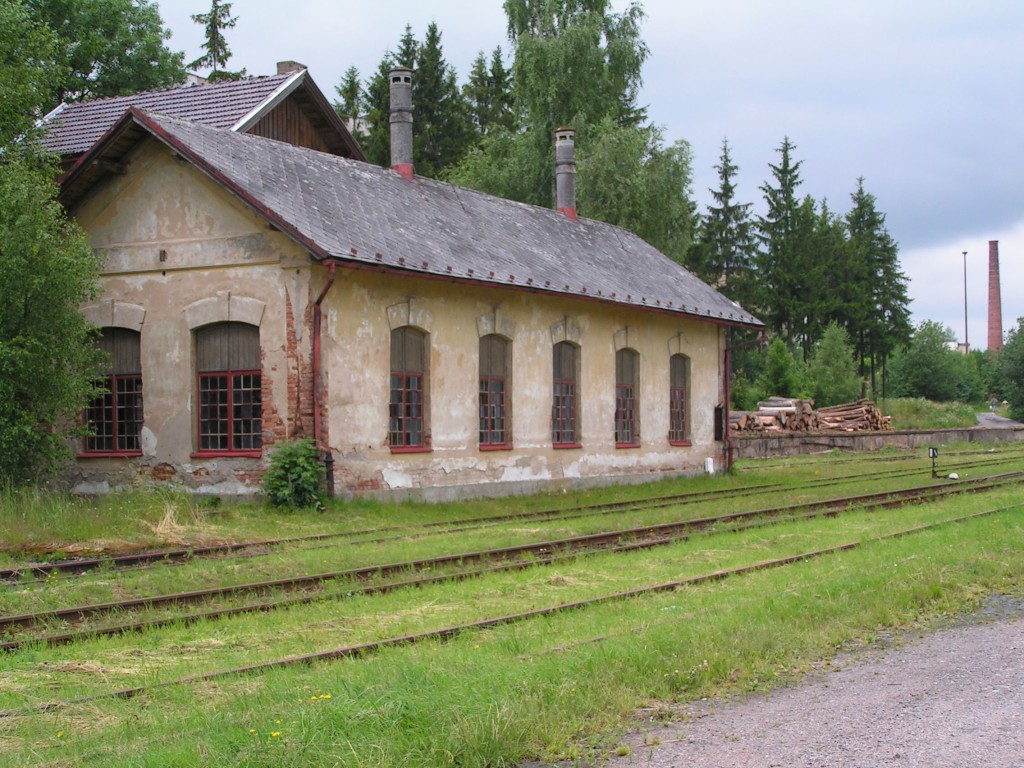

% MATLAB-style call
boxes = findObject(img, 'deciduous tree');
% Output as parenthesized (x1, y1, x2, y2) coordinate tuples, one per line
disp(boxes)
(28, 0, 185, 108)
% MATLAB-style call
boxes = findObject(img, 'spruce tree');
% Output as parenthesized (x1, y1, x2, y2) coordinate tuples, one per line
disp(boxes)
(756, 138, 818, 352)
(334, 65, 363, 133)
(413, 23, 473, 178)
(845, 177, 910, 396)
(695, 138, 757, 307)
(188, 0, 245, 82)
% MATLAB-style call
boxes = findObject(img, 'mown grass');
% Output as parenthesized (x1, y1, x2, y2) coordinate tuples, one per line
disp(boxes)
(1, 468, 1021, 766)
(3, 504, 1020, 767)
(879, 397, 981, 429)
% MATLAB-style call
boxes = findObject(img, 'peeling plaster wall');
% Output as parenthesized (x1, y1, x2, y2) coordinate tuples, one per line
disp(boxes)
(324, 271, 726, 499)
(68, 141, 315, 494)
(67, 138, 729, 500)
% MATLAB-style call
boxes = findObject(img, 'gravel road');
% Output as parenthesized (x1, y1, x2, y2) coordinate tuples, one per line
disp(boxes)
(598, 595, 1024, 768)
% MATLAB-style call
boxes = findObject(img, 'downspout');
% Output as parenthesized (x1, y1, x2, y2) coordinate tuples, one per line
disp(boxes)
(723, 329, 767, 473)
(313, 260, 337, 496)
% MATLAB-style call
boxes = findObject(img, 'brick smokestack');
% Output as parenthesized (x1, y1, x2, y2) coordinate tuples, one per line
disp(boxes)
(389, 68, 414, 181)
(988, 239, 1003, 351)
(554, 128, 577, 221)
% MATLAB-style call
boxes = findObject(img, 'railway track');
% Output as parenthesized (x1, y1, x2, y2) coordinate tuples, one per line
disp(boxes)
(3, 471, 1019, 652)
(3, 502, 1017, 720)
(4, 448, 1019, 583)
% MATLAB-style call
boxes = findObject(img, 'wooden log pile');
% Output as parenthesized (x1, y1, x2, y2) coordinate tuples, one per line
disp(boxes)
(730, 397, 891, 433)
(815, 399, 891, 431)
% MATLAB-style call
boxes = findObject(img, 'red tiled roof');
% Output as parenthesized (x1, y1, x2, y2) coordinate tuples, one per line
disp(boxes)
(40, 72, 298, 157)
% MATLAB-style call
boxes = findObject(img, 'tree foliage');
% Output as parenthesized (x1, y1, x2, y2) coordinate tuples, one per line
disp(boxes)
(0, 0, 61, 146)
(844, 177, 911, 393)
(995, 318, 1024, 420)
(463, 47, 515, 136)
(356, 24, 474, 177)
(757, 337, 804, 399)
(806, 322, 861, 407)
(188, 0, 245, 81)
(577, 119, 695, 262)
(0, 157, 105, 482)
(27, 0, 185, 108)
(690, 138, 758, 307)
(334, 65, 363, 128)
(887, 321, 962, 402)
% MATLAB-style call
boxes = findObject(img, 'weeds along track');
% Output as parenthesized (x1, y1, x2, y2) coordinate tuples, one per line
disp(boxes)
(4, 449, 1019, 582)
(2, 472, 1020, 652)
(736, 443, 1024, 473)
(3, 502, 1019, 720)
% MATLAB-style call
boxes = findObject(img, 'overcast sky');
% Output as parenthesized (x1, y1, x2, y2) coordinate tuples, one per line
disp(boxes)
(159, 0, 1022, 350)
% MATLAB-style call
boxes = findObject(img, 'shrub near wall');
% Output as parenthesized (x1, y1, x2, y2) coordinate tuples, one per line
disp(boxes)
(262, 439, 325, 509)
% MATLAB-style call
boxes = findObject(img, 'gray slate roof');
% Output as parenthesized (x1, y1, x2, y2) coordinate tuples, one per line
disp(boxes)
(65, 110, 762, 328)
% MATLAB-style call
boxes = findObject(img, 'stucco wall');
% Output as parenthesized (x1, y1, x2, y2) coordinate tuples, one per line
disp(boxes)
(322, 270, 727, 499)
(69, 141, 315, 494)
(67, 138, 730, 500)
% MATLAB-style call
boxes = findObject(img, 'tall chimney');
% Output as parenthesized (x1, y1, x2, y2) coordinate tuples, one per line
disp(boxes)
(988, 239, 1003, 351)
(554, 128, 577, 221)
(389, 68, 414, 180)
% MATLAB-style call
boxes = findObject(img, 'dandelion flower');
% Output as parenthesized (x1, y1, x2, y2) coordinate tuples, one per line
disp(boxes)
(249, 729, 256, 734)
(57, 731, 64, 739)
(320, 694, 331, 700)
(271, 732, 281, 738)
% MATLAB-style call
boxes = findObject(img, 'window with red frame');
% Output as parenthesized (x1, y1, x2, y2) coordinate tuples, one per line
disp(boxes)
(195, 323, 262, 454)
(615, 348, 639, 445)
(84, 327, 143, 455)
(479, 334, 510, 447)
(552, 341, 579, 446)
(669, 353, 690, 443)
(390, 326, 427, 449)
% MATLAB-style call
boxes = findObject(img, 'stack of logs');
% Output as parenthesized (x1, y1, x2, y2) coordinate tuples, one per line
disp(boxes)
(730, 397, 891, 433)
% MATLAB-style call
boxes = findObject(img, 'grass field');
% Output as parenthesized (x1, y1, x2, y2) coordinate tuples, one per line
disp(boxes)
(1, 444, 1022, 767)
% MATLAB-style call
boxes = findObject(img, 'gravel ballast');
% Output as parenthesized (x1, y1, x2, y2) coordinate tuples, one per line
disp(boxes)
(601, 596, 1024, 768)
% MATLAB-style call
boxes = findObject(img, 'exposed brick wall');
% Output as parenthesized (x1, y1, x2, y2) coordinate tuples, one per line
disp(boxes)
(988, 240, 1003, 352)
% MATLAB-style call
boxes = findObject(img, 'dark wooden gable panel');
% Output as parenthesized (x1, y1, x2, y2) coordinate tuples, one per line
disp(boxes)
(249, 97, 333, 155)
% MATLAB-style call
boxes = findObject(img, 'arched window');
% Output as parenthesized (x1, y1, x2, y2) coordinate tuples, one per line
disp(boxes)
(615, 348, 640, 446)
(552, 341, 579, 447)
(84, 327, 143, 455)
(390, 326, 428, 449)
(669, 353, 690, 444)
(479, 334, 510, 448)
(195, 322, 262, 454)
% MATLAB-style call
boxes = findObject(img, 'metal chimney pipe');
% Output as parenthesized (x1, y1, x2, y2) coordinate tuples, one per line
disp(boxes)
(554, 127, 577, 221)
(988, 240, 1003, 351)
(389, 68, 414, 180)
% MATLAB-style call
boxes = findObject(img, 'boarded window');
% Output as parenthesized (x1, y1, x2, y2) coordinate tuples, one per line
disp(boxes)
(479, 335, 510, 447)
(669, 353, 690, 443)
(84, 328, 143, 454)
(615, 348, 639, 445)
(390, 327, 427, 448)
(552, 341, 578, 445)
(196, 323, 262, 453)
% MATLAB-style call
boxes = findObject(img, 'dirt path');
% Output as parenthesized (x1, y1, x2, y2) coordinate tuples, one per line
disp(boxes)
(599, 596, 1024, 768)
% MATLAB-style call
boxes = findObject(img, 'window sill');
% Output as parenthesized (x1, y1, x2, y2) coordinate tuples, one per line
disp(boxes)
(191, 451, 263, 459)
(615, 441, 641, 449)
(553, 442, 581, 450)
(479, 443, 513, 452)
(78, 451, 143, 459)
(668, 440, 692, 447)
(389, 445, 432, 454)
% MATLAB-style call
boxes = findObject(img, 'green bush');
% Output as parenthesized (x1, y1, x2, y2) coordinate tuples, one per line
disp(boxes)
(262, 439, 325, 509)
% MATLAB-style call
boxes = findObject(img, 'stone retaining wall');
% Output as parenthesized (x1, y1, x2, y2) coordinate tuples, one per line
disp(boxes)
(731, 426, 1024, 461)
